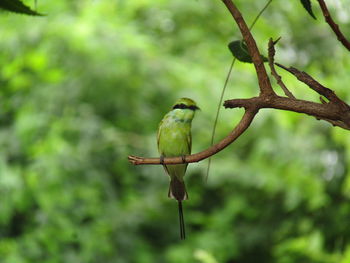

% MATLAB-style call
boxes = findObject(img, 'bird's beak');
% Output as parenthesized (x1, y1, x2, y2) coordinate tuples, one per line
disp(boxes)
(195, 106, 200, 111)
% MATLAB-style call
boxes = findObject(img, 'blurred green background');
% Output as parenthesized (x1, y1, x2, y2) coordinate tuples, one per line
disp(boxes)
(1, 0, 350, 262)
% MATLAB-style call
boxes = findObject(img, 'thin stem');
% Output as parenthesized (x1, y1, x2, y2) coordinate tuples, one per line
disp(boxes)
(248, 0, 273, 31)
(205, 0, 273, 182)
(205, 58, 235, 182)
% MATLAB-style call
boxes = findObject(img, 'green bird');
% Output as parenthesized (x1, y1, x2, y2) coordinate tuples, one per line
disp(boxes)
(157, 97, 199, 240)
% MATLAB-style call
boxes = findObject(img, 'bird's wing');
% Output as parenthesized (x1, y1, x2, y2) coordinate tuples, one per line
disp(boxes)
(157, 115, 170, 176)
(157, 118, 163, 150)
(187, 132, 192, 154)
(157, 114, 168, 151)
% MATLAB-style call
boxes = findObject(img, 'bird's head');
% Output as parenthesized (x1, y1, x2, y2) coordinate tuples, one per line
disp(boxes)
(171, 98, 199, 121)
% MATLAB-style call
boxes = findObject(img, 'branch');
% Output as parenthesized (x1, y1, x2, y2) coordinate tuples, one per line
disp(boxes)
(128, 1, 350, 167)
(275, 63, 350, 123)
(275, 63, 338, 101)
(128, 109, 257, 165)
(222, 0, 275, 97)
(268, 38, 295, 99)
(129, 1, 264, 166)
(224, 96, 350, 128)
(317, 0, 350, 52)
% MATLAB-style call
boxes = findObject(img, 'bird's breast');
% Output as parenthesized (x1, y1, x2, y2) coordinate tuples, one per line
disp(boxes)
(158, 121, 191, 156)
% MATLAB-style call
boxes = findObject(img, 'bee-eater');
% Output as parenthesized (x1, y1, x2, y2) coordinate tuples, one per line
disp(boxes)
(157, 98, 199, 240)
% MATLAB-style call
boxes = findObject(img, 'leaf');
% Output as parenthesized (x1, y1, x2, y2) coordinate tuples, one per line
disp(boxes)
(228, 40, 268, 63)
(0, 0, 43, 16)
(300, 0, 316, 19)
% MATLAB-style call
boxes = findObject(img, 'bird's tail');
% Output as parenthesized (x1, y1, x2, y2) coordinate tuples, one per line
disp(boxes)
(168, 177, 188, 201)
(178, 201, 185, 240)
(168, 178, 187, 240)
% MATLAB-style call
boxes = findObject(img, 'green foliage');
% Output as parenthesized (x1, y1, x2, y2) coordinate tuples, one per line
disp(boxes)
(0, 0, 350, 262)
(300, 0, 317, 20)
(0, 0, 43, 16)
(228, 40, 268, 63)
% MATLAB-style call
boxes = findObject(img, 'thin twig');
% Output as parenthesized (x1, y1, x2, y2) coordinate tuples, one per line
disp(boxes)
(268, 38, 295, 99)
(275, 63, 350, 109)
(128, 109, 258, 165)
(317, 0, 350, 52)
(269, 63, 350, 127)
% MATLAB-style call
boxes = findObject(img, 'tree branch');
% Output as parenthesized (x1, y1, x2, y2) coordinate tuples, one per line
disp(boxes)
(268, 38, 295, 99)
(224, 96, 350, 129)
(275, 63, 350, 124)
(275, 63, 340, 102)
(128, 1, 350, 167)
(222, 0, 274, 97)
(317, 0, 350, 52)
(128, 109, 257, 165)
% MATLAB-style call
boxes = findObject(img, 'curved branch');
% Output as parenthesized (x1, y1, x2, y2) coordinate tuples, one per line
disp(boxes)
(317, 0, 350, 52)
(222, 0, 275, 97)
(128, 109, 258, 165)
(128, 1, 350, 167)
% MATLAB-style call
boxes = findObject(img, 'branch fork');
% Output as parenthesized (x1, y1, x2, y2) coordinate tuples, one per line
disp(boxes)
(128, 0, 350, 166)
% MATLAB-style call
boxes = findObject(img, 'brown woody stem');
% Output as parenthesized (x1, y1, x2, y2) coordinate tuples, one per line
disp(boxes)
(128, 109, 257, 165)
(128, 0, 350, 167)
(222, 0, 274, 97)
(317, 0, 350, 51)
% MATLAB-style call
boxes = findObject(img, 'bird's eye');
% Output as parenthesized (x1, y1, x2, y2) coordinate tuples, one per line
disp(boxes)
(173, 103, 187, 109)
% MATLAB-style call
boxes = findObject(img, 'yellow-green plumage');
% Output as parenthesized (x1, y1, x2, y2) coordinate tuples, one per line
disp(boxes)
(157, 98, 199, 239)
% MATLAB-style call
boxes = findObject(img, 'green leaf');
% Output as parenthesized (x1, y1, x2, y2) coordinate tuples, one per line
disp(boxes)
(228, 40, 268, 63)
(300, 0, 316, 19)
(0, 0, 43, 16)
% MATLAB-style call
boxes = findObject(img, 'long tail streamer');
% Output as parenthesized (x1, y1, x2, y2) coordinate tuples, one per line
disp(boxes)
(178, 201, 185, 240)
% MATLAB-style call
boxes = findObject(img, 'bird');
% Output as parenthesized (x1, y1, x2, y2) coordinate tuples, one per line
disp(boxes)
(157, 97, 199, 240)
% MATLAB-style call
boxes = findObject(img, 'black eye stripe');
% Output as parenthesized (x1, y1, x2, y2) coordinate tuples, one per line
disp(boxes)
(173, 104, 198, 110)
(173, 103, 187, 109)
